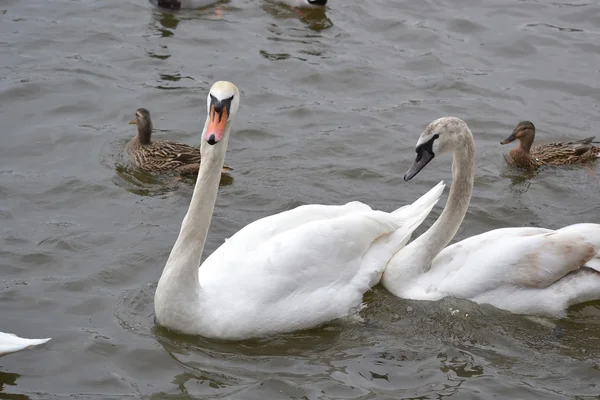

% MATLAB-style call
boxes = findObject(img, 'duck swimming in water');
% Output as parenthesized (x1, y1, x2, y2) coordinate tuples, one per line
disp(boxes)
(501, 121, 600, 170)
(127, 108, 232, 175)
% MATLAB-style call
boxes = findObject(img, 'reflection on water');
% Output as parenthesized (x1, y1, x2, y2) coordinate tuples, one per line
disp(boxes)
(261, 2, 333, 32)
(500, 167, 538, 194)
(157, 11, 180, 31)
(114, 164, 234, 197)
(0, 371, 29, 400)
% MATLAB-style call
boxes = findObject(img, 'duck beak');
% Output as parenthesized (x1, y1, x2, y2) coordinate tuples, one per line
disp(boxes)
(204, 106, 228, 146)
(129, 119, 137, 125)
(500, 132, 516, 145)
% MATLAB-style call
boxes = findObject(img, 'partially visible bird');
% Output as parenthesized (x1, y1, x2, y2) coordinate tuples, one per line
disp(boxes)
(501, 121, 600, 169)
(0, 332, 51, 357)
(151, 0, 327, 10)
(127, 108, 232, 175)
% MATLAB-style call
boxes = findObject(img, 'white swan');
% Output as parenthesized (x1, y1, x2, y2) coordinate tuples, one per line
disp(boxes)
(0, 332, 50, 357)
(150, 0, 326, 10)
(382, 117, 600, 317)
(153, 81, 445, 339)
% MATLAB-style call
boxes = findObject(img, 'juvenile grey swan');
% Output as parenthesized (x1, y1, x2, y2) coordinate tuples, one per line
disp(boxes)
(382, 117, 600, 317)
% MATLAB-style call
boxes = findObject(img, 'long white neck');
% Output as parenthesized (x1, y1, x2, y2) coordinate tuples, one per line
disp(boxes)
(154, 118, 230, 323)
(384, 132, 475, 289)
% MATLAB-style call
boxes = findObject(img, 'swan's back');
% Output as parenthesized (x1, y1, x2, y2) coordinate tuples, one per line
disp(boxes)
(179, 183, 445, 339)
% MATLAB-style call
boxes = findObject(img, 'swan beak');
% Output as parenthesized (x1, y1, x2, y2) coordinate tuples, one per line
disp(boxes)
(404, 145, 435, 181)
(500, 132, 516, 145)
(205, 106, 228, 146)
(129, 119, 137, 125)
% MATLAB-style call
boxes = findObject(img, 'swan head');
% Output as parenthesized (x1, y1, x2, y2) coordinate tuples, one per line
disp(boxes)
(500, 121, 535, 146)
(404, 116, 471, 181)
(204, 81, 240, 146)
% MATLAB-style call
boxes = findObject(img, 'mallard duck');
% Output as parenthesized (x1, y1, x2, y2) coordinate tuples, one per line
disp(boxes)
(500, 121, 600, 169)
(127, 108, 232, 175)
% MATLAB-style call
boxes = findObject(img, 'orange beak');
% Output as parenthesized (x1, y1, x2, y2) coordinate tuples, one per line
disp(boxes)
(129, 118, 137, 125)
(205, 106, 228, 145)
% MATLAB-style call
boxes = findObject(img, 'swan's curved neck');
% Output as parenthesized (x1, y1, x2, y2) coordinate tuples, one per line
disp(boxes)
(418, 141, 474, 260)
(155, 118, 230, 312)
(386, 132, 475, 285)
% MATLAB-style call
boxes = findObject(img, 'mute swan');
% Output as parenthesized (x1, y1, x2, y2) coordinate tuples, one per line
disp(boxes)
(500, 121, 600, 169)
(151, 0, 326, 10)
(382, 117, 600, 317)
(153, 81, 445, 339)
(0, 332, 50, 357)
(127, 108, 232, 175)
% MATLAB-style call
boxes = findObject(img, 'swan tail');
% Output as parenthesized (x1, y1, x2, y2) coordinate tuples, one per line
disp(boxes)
(384, 181, 445, 247)
(0, 332, 51, 357)
(561, 269, 600, 312)
(392, 181, 445, 215)
(359, 184, 444, 288)
(586, 257, 600, 273)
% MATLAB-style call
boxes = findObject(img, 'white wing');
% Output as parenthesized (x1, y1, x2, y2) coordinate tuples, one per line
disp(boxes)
(0, 332, 50, 357)
(405, 224, 600, 316)
(197, 182, 445, 338)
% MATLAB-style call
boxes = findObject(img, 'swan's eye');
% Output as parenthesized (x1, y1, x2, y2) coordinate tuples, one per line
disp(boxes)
(433, 134, 439, 140)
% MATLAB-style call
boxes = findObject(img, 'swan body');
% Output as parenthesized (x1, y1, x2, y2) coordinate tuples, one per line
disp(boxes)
(154, 81, 444, 340)
(151, 0, 326, 10)
(0, 332, 50, 357)
(382, 117, 600, 317)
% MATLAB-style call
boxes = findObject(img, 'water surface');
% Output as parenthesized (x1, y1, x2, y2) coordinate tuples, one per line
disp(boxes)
(1, 0, 600, 398)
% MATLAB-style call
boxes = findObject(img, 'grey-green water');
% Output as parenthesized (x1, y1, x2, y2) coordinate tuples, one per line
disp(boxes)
(1, 0, 600, 398)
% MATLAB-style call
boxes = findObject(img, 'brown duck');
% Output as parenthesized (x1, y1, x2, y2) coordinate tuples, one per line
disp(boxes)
(127, 108, 232, 175)
(500, 121, 600, 169)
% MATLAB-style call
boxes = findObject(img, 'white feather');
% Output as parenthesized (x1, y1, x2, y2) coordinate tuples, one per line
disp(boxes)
(163, 182, 444, 339)
(0, 332, 50, 357)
